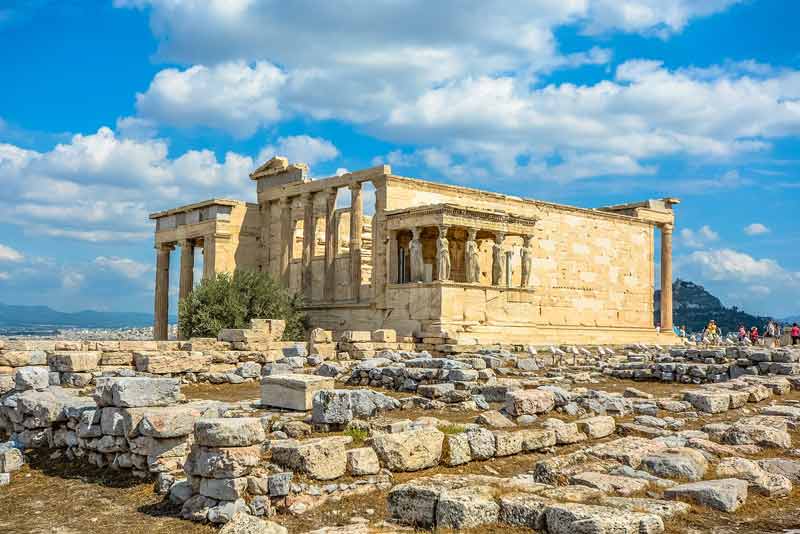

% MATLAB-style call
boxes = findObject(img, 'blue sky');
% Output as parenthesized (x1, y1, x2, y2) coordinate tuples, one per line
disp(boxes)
(0, 0, 798, 318)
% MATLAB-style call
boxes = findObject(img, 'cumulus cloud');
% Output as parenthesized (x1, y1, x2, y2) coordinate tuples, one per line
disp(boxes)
(679, 225, 719, 249)
(136, 62, 286, 137)
(0, 244, 23, 262)
(744, 223, 770, 235)
(0, 127, 257, 242)
(684, 248, 799, 283)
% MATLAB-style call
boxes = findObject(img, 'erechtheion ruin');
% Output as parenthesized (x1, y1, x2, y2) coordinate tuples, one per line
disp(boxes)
(150, 157, 679, 345)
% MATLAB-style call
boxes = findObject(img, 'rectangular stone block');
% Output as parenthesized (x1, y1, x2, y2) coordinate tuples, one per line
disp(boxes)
(100, 351, 134, 366)
(340, 331, 372, 342)
(0, 350, 47, 367)
(133, 351, 209, 374)
(372, 329, 397, 343)
(94, 377, 181, 408)
(261, 374, 334, 411)
(47, 351, 100, 372)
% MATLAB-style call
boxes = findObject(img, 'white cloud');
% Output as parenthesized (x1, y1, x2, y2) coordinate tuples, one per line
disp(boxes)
(0, 272, 9, 280)
(744, 223, 770, 235)
(679, 225, 719, 249)
(61, 271, 85, 290)
(136, 62, 286, 137)
(94, 256, 152, 279)
(0, 244, 23, 262)
(684, 248, 799, 283)
(0, 127, 257, 242)
(257, 135, 339, 168)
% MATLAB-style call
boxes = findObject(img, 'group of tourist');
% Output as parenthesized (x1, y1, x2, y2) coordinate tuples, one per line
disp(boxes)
(680, 319, 800, 346)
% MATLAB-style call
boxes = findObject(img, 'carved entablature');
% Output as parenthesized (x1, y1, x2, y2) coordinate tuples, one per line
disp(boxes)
(385, 203, 540, 236)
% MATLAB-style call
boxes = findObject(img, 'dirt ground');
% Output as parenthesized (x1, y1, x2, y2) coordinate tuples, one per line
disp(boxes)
(7, 376, 800, 533)
(0, 456, 214, 534)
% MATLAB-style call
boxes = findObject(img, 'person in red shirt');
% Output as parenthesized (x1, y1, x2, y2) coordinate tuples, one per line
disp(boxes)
(792, 323, 800, 346)
(750, 326, 759, 345)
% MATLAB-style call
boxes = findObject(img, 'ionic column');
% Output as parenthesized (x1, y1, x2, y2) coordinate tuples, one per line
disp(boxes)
(177, 239, 194, 339)
(323, 188, 338, 301)
(505, 250, 514, 287)
(436, 225, 451, 281)
(153, 243, 173, 340)
(259, 200, 271, 273)
(279, 197, 292, 287)
(202, 235, 216, 280)
(349, 182, 363, 301)
(372, 179, 388, 307)
(660, 223, 674, 331)
(491, 232, 505, 286)
(301, 192, 316, 299)
(388, 230, 399, 283)
(410, 226, 424, 282)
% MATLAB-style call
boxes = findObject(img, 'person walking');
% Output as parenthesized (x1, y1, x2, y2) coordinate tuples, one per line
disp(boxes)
(738, 324, 747, 343)
(792, 323, 800, 346)
(750, 326, 760, 345)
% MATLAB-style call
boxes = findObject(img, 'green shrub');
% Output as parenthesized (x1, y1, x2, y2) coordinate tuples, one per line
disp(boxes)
(343, 426, 369, 444)
(178, 270, 306, 340)
(438, 424, 465, 435)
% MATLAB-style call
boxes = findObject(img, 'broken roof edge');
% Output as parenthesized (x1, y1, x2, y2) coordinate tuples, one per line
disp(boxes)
(148, 198, 247, 220)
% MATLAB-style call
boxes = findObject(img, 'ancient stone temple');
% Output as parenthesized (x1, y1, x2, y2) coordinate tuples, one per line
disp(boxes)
(150, 156, 679, 345)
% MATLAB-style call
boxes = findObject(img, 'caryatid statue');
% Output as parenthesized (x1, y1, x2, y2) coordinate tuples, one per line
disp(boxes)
(409, 227, 424, 282)
(436, 225, 451, 281)
(465, 228, 480, 283)
(491, 232, 505, 286)
(520, 235, 533, 287)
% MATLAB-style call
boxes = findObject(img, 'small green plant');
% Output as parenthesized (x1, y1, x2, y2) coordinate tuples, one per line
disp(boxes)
(343, 426, 369, 444)
(178, 270, 307, 340)
(438, 424, 465, 435)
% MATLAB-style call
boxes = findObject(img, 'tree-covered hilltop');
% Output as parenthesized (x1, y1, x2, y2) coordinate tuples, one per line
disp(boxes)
(655, 279, 774, 333)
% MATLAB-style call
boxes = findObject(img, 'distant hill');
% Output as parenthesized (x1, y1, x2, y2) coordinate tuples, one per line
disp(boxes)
(0, 302, 173, 329)
(781, 315, 800, 325)
(655, 279, 775, 333)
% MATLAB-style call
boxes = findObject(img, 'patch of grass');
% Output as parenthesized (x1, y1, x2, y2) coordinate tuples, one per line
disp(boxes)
(343, 426, 369, 444)
(438, 424, 466, 435)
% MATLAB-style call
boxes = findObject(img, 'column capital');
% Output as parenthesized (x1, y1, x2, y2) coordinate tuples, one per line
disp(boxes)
(438, 224, 449, 234)
(178, 238, 194, 248)
(467, 228, 477, 240)
(661, 222, 674, 234)
(325, 187, 338, 199)
(348, 181, 362, 192)
(494, 232, 506, 244)
(523, 235, 533, 247)
(155, 242, 175, 252)
(301, 191, 313, 201)
(278, 196, 290, 207)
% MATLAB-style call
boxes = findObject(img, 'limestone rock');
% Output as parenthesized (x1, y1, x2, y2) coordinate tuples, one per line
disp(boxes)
(13, 367, 49, 392)
(505, 389, 555, 416)
(499, 492, 551, 530)
(544, 503, 664, 534)
(271, 437, 348, 480)
(436, 485, 499, 529)
(640, 448, 708, 482)
(575, 415, 616, 439)
(218, 513, 288, 534)
(261, 374, 334, 411)
(346, 447, 380, 475)
(195, 418, 266, 447)
(187, 445, 262, 478)
(665, 478, 748, 512)
(371, 428, 444, 471)
(570, 471, 649, 496)
(94, 377, 181, 408)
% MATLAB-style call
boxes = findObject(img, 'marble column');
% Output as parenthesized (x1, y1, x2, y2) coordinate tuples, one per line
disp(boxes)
(323, 188, 338, 301)
(505, 250, 514, 287)
(491, 232, 505, 286)
(259, 200, 271, 274)
(202, 236, 216, 280)
(177, 240, 194, 340)
(436, 225, 451, 281)
(348, 182, 363, 301)
(153, 243, 172, 341)
(279, 197, 292, 287)
(388, 230, 399, 284)
(410, 226, 424, 282)
(660, 223, 674, 331)
(465, 228, 480, 283)
(301, 192, 315, 299)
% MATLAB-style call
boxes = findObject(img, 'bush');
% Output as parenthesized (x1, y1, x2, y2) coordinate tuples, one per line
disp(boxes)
(178, 270, 306, 340)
